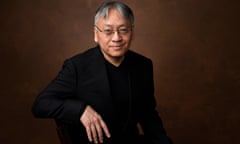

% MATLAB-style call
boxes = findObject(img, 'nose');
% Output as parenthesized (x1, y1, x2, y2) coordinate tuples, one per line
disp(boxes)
(111, 31, 122, 42)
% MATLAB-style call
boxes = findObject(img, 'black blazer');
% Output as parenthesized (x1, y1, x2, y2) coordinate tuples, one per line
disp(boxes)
(32, 46, 170, 144)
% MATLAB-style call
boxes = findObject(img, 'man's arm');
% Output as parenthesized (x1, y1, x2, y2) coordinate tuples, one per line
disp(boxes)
(32, 58, 111, 143)
(32, 59, 87, 125)
(139, 60, 171, 144)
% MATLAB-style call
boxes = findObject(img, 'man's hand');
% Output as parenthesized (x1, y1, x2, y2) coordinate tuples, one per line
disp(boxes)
(80, 105, 111, 143)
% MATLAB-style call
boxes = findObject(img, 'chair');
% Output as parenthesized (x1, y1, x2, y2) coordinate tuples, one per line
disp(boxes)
(55, 122, 173, 144)
(56, 122, 72, 144)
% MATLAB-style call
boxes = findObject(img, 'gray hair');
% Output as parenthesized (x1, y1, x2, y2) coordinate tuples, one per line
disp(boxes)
(94, 1, 134, 26)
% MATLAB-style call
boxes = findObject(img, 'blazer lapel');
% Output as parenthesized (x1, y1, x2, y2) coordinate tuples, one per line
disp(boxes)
(85, 46, 114, 114)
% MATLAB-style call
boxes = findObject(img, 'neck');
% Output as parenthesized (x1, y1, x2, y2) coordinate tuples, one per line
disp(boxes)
(101, 51, 124, 67)
(105, 55, 125, 67)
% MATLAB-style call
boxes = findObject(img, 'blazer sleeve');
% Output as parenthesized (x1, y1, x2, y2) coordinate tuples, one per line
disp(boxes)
(32, 59, 87, 125)
(139, 60, 172, 144)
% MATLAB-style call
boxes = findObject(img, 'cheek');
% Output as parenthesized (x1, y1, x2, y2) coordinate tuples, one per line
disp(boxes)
(124, 37, 132, 45)
(99, 37, 110, 45)
(97, 39, 110, 50)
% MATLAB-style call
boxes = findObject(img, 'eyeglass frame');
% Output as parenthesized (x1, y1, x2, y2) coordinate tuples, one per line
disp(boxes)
(94, 25, 133, 36)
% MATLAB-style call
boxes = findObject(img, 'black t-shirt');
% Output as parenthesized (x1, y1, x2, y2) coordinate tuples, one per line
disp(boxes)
(105, 58, 140, 144)
(105, 58, 130, 132)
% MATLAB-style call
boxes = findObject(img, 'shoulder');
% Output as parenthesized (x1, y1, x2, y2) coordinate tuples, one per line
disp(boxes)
(61, 46, 102, 70)
(69, 46, 100, 62)
(126, 50, 153, 66)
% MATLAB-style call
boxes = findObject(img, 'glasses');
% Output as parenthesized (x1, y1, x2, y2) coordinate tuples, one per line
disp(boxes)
(94, 25, 132, 36)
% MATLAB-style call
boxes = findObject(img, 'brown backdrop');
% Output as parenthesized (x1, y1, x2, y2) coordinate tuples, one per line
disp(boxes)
(1, 0, 239, 144)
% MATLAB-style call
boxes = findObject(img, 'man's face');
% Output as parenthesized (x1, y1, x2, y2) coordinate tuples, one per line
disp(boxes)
(94, 8, 133, 62)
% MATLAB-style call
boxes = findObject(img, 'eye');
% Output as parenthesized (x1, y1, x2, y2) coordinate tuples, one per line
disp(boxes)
(103, 29, 113, 35)
(119, 28, 129, 34)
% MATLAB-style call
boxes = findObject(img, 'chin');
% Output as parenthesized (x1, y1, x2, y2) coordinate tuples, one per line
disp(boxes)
(110, 51, 126, 57)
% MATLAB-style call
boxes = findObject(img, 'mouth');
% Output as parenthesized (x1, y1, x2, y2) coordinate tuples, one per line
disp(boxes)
(109, 44, 124, 50)
(111, 46, 121, 49)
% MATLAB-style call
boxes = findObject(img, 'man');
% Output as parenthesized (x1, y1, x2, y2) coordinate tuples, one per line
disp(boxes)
(32, 1, 171, 144)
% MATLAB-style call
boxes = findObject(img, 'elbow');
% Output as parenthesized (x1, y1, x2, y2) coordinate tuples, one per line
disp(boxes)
(31, 101, 40, 118)
(31, 98, 45, 118)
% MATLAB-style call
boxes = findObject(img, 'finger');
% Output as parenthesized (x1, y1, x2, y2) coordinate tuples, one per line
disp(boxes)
(91, 124, 98, 144)
(85, 125, 93, 142)
(99, 119, 111, 138)
(95, 122, 103, 143)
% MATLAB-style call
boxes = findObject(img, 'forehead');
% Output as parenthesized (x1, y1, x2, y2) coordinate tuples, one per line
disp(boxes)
(97, 8, 131, 26)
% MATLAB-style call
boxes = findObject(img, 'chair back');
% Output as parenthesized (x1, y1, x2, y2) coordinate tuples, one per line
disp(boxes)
(56, 121, 72, 144)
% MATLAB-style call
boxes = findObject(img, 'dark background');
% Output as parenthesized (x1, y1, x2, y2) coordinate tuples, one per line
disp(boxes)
(1, 0, 239, 144)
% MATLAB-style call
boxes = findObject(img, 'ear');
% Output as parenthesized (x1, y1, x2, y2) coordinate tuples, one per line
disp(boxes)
(94, 28, 98, 43)
(130, 28, 134, 41)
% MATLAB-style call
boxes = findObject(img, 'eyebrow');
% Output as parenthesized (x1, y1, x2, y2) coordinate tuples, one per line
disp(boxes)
(104, 24, 129, 29)
(103, 24, 129, 28)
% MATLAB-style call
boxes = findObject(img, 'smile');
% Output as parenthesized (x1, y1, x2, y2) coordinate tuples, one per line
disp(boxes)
(109, 45, 123, 49)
